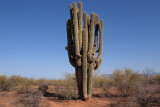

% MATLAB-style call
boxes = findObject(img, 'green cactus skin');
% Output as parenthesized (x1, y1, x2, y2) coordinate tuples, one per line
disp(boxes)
(82, 28, 87, 99)
(66, 2, 103, 100)
(78, 2, 83, 51)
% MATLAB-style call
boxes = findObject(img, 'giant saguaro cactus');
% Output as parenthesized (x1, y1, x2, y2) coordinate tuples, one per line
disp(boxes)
(66, 2, 103, 100)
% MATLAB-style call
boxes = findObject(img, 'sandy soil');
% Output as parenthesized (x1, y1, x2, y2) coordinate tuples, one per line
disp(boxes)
(1, 86, 159, 107)
(0, 89, 110, 107)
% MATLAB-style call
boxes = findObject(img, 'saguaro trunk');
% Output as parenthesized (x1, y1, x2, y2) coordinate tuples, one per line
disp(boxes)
(66, 2, 103, 100)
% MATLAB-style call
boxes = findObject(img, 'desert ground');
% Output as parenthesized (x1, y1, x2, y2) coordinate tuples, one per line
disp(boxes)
(0, 69, 160, 107)
(0, 88, 135, 107)
(0, 86, 160, 107)
(0, 88, 111, 107)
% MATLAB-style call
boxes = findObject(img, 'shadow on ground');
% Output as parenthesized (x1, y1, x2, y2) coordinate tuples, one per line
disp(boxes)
(43, 91, 78, 101)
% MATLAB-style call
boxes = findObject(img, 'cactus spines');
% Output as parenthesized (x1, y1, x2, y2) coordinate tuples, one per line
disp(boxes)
(66, 2, 103, 100)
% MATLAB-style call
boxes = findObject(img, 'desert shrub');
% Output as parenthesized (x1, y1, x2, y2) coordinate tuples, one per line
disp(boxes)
(27, 78, 37, 86)
(108, 97, 138, 107)
(15, 83, 31, 94)
(9, 75, 27, 89)
(131, 70, 160, 107)
(36, 78, 54, 86)
(92, 72, 117, 97)
(102, 79, 115, 97)
(110, 68, 140, 97)
(9, 75, 39, 94)
(141, 68, 156, 85)
(151, 74, 160, 85)
(93, 75, 109, 88)
(132, 83, 160, 107)
(18, 90, 43, 107)
(0, 75, 11, 91)
(53, 80, 64, 87)
(16, 83, 30, 94)
(57, 86, 77, 100)
(36, 78, 47, 85)
(9, 75, 34, 94)
(55, 73, 77, 100)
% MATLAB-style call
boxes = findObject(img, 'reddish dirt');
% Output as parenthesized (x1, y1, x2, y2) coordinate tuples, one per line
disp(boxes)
(2, 89, 159, 107)
(43, 97, 110, 107)
(0, 89, 111, 107)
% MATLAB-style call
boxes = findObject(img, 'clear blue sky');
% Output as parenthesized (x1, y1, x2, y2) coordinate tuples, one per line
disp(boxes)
(0, 0, 160, 79)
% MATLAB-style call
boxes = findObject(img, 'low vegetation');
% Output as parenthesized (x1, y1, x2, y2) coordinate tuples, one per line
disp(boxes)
(0, 68, 160, 107)
(93, 68, 160, 107)
(0, 75, 11, 91)
(54, 73, 77, 100)
(17, 90, 43, 107)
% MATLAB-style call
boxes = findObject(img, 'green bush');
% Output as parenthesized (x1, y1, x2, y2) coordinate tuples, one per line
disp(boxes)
(93, 75, 108, 88)
(52, 80, 64, 86)
(10, 75, 26, 84)
(0, 75, 11, 91)
(55, 73, 77, 100)
(9, 75, 27, 90)
(152, 74, 160, 85)
(101, 79, 115, 97)
(36, 78, 47, 85)
(110, 68, 140, 97)
(15, 84, 30, 94)
(57, 85, 77, 100)
(9, 75, 32, 94)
